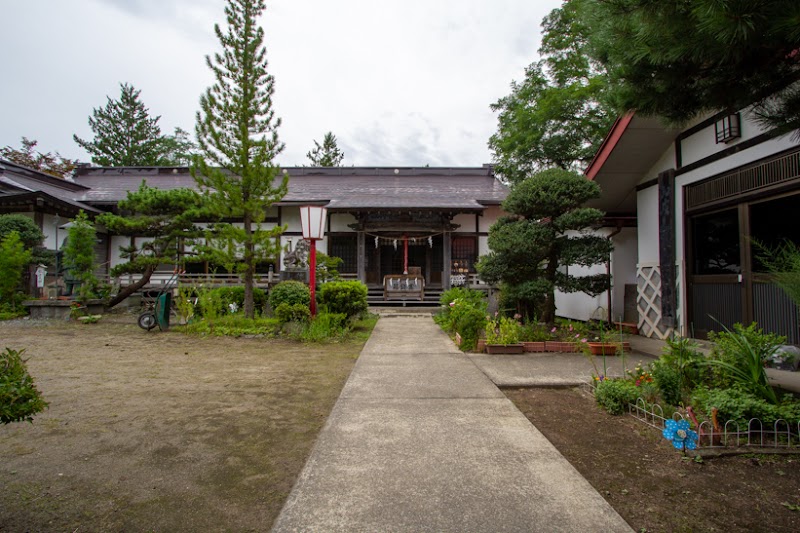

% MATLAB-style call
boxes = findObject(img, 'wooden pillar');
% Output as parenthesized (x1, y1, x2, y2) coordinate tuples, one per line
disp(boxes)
(443, 231, 451, 289)
(357, 231, 366, 284)
(658, 169, 676, 328)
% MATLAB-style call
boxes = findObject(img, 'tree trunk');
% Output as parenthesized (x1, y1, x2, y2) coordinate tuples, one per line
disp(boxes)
(541, 250, 559, 325)
(106, 264, 157, 308)
(243, 214, 254, 319)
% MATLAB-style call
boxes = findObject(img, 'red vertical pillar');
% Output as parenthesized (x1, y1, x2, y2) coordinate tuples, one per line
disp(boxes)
(309, 238, 317, 317)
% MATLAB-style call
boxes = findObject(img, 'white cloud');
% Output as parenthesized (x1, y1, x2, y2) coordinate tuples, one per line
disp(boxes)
(0, 0, 559, 167)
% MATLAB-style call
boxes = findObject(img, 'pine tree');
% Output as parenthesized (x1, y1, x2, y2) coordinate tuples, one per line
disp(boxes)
(191, 0, 288, 318)
(306, 132, 345, 166)
(74, 83, 176, 166)
(477, 168, 613, 323)
(98, 184, 203, 308)
(586, 0, 800, 132)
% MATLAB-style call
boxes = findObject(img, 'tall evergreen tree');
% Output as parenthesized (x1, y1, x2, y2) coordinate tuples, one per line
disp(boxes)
(74, 83, 189, 166)
(0, 137, 77, 178)
(191, 0, 288, 318)
(477, 168, 613, 324)
(489, 0, 614, 184)
(98, 184, 202, 308)
(586, 0, 800, 133)
(306, 131, 344, 166)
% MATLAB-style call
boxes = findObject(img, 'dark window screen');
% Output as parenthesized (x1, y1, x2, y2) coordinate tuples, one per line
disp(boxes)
(691, 209, 741, 275)
(329, 235, 357, 273)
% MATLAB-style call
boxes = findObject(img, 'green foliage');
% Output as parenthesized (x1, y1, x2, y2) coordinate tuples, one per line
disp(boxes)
(73, 83, 185, 166)
(651, 360, 682, 407)
(1, 348, 48, 424)
(490, 0, 614, 183)
(520, 322, 551, 342)
(0, 214, 50, 266)
(691, 387, 800, 426)
(318, 280, 368, 318)
(439, 287, 487, 309)
(306, 132, 344, 166)
(585, 0, 800, 133)
(180, 314, 282, 337)
(0, 232, 32, 310)
(656, 335, 709, 399)
(300, 312, 350, 342)
(62, 211, 102, 301)
(477, 168, 612, 323)
(191, 0, 289, 319)
(594, 378, 639, 415)
(756, 240, 800, 309)
(485, 315, 522, 345)
(316, 250, 343, 282)
(99, 184, 203, 307)
(269, 281, 311, 310)
(275, 302, 311, 324)
(195, 286, 267, 318)
(1, 137, 77, 178)
(705, 323, 782, 405)
(435, 288, 488, 351)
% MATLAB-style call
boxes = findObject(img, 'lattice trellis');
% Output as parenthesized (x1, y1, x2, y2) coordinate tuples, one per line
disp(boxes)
(636, 264, 682, 339)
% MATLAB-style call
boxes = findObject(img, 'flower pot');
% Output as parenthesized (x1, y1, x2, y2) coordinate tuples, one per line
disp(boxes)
(523, 341, 547, 353)
(475, 339, 486, 353)
(587, 342, 631, 356)
(545, 341, 578, 353)
(486, 343, 525, 354)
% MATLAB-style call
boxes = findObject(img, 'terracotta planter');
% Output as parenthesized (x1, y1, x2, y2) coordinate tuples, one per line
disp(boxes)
(485, 343, 525, 354)
(475, 339, 486, 353)
(587, 342, 631, 356)
(523, 341, 547, 353)
(545, 341, 578, 353)
(614, 322, 639, 335)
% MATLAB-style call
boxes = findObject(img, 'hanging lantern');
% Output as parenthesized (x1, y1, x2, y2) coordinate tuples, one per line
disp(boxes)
(393, 239, 398, 251)
(374, 236, 379, 249)
(428, 236, 433, 248)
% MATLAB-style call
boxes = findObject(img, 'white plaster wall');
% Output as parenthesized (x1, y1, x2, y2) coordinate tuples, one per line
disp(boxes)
(478, 235, 489, 257)
(452, 213, 477, 233)
(641, 149, 676, 185)
(328, 212, 356, 232)
(479, 206, 504, 233)
(679, 109, 774, 168)
(637, 186, 660, 264)
(281, 207, 302, 233)
(610, 227, 638, 323)
(555, 263, 606, 322)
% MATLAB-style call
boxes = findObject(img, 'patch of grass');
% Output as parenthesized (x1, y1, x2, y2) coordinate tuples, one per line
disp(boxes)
(179, 314, 282, 337)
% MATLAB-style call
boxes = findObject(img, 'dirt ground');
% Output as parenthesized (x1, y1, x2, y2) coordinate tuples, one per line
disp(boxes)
(0, 315, 372, 532)
(506, 387, 800, 533)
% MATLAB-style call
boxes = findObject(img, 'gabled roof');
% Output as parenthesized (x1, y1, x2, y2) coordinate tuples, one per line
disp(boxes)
(0, 159, 98, 215)
(72, 165, 508, 210)
(583, 114, 681, 215)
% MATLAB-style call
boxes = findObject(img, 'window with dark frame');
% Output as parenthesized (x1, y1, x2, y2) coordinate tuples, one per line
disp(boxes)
(328, 234, 358, 273)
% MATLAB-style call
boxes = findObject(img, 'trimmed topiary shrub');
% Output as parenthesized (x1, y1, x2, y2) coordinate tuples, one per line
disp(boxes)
(318, 280, 368, 318)
(1, 348, 48, 424)
(269, 281, 311, 311)
(275, 302, 311, 324)
(595, 378, 639, 415)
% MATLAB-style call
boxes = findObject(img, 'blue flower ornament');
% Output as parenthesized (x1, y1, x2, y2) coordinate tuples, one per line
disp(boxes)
(663, 419, 699, 451)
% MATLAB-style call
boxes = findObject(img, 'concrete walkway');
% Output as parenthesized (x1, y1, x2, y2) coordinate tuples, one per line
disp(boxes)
(272, 313, 632, 532)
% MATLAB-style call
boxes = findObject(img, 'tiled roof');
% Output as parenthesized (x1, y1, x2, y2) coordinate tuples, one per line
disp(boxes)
(72, 166, 508, 210)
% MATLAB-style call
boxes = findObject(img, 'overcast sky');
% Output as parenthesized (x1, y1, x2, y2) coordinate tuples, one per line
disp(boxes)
(0, 0, 561, 168)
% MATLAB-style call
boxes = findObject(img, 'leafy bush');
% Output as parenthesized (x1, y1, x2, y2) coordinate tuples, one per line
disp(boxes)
(275, 302, 311, 324)
(706, 322, 781, 404)
(520, 322, 551, 342)
(1, 347, 48, 424)
(659, 336, 709, 392)
(195, 286, 267, 317)
(0, 231, 32, 311)
(452, 304, 487, 351)
(594, 378, 639, 415)
(301, 312, 350, 342)
(485, 315, 521, 344)
(269, 281, 311, 311)
(180, 315, 282, 337)
(439, 287, 487, 308)
(651, 360, 682, 406)
(315, 251, 343, 282)
(691, 387, 800, 426)
(318, 280, 368, 318)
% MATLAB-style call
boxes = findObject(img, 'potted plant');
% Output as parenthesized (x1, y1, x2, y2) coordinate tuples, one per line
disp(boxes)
(587, 325, 631, 356)
(485, 314, 524, 354)
(520, 321, 549, 352)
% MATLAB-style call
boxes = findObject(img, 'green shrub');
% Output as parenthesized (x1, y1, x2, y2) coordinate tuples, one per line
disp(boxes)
(452, 304, 487, 351)
(180, 314, 281, 336)
(318, 280, 368, 318)
(439, 287, 487, 308)
(659, 336, 709, 392)
(1, 348, 48, 424)
(275, 302, 311, 324)
(706, 322, 781, 404)
(0, 231, 32, 311)
(269, 281, 311, 311)
(301, 312, 350, 342)
(595, 378, 639, 415)
(520, 322, 551, 342)
(691, 387, 800, 426)
(651, 360, 682, 406)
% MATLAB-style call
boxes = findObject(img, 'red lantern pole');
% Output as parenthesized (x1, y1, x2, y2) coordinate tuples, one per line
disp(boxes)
(309, 238, 317, 317)
(403, 234, 408, 274)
